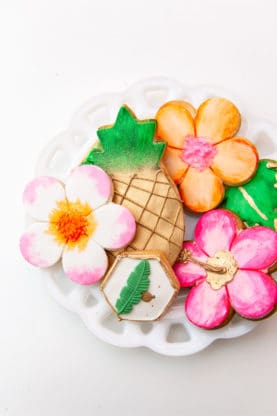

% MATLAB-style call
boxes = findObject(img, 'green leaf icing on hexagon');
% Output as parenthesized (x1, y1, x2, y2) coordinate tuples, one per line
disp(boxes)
(115, 260, 151, 315)
(82, 106, 166, 173)
(223, 159, 277, 230)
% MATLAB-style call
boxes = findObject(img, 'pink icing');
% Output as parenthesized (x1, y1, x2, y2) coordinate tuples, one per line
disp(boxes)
(227, 270, 277, 319)
(185, 281, 230, 329)
(173, 241, 207, 287)
(195, 209, 237, 257)
(66, 266, 107, 285)
(175, 209, 277, 328)
(23, 176, 57, 204)
(76, 165, 112, 198)
(112, 208, 136, 248)
(19, 232, 49, 267)
(230, 226, 277, 270)
(182, 136, 217, 171)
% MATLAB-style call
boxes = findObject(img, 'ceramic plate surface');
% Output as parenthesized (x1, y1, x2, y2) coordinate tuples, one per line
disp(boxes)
(35, 77, 277, 356)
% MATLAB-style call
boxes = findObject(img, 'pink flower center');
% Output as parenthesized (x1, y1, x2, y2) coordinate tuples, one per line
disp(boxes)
(181, 136, 217, 171)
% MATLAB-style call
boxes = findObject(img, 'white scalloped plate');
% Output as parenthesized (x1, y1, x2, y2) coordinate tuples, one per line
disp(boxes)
(35, 77, 277, 356)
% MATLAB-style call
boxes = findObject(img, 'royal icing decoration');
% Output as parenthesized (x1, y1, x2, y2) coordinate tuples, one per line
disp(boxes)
(173, 209, 277, 329)
(223, 159, 277, 231)
(83, 106, 184, 265)
(155, 98, 259, 213)
(101, 251, 180, 321)
(115, 260, 151, 315)
(20, 165, 136, 285)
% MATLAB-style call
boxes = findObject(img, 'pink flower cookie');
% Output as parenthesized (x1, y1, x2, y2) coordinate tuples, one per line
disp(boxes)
(20, 165, 136, 285)
(173, 209, 277, 329)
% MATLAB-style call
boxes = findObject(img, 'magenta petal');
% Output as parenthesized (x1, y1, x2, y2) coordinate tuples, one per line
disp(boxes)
(195, 209, 237, 257)
(173, 241, 207, 287)
(185, 281, 231, 329)
(228, 270, 277, 319)
(231, 226, 277, 270)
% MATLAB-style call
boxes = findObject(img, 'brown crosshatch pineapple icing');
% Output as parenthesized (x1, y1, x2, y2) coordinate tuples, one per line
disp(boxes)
(82, 106, 185, 265)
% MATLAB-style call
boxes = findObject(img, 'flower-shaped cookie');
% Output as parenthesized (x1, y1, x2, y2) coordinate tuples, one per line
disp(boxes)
(20, 165, 136, 285)
(173, 209, 277, 329)
(156, 98, 259, 212)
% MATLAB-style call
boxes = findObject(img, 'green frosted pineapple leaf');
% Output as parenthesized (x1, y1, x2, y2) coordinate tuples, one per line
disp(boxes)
(223, 159, 277, 230)
(82, 106, 166, 173)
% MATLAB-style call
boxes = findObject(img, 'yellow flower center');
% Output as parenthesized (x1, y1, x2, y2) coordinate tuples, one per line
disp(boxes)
(47, 200, 97, 250)
(206, 250, 238, 290)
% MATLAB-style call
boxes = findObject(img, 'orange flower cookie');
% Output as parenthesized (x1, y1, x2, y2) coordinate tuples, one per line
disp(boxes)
(155, 98, 259, 212)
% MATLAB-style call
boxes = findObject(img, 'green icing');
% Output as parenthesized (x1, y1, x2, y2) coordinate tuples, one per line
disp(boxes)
(223, 159, 277, 230)
(115, 260, 150, 315)
(83, 106, 166, 173)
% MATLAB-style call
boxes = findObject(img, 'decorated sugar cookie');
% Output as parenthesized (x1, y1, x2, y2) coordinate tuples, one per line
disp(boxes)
(173, 209, 277, 329)
(83, 106, 185, 265)
(155, 98, 259, 213)
(20, 165, 136, 285)
(223, 159, 277, 230)
(101, 251, 180, 321)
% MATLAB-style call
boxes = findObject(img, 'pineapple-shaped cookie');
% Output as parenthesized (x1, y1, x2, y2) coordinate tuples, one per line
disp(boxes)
(83, 106, 185, 264)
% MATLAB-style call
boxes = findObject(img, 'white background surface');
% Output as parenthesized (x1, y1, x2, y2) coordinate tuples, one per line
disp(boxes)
(1, 0, 277, 415)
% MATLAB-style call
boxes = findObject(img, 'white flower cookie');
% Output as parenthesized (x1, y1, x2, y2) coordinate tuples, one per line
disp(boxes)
(20, 165, 136, 285)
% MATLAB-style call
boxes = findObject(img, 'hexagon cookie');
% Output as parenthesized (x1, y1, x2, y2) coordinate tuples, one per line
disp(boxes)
(101, 251, 180, 321)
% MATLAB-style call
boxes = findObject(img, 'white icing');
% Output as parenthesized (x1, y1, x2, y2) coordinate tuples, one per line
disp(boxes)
(102, 257, 177, 321)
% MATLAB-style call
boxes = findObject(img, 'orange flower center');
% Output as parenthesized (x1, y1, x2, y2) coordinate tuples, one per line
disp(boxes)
(56, 211, 89, 243)
(47, 200, 96, 249)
